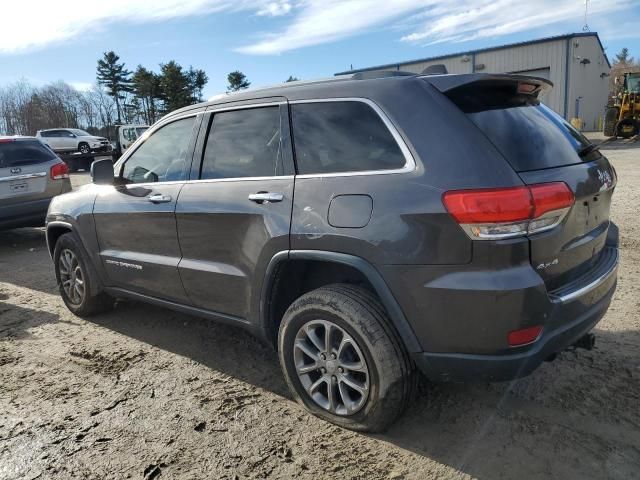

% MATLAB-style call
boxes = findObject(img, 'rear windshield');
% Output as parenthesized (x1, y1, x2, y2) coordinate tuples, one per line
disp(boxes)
(0, 140, 57, 168)
(446, 82, 592, 172)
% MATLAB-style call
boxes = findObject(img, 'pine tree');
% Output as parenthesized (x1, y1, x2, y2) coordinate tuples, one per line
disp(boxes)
(285, 76, 299, 82)
(227, 71, 251, 92)
(159, 61, 192, 112)
(96, 51, 132, 124)
(614, 47, 634, 65)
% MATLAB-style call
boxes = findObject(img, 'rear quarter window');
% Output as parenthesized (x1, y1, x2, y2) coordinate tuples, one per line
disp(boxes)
(0, 140, 57, 168)
(445, 82, 592, 172)
(291, 101, 406, 175)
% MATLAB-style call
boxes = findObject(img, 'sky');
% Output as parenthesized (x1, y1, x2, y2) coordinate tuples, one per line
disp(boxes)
(1, 0, 639, 97)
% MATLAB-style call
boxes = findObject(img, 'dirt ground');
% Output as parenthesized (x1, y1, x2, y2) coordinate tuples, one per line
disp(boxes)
(1, 139, 639, 480)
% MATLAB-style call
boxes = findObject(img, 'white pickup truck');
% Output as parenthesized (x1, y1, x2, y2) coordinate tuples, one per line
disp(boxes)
(113, 124, 149, 159)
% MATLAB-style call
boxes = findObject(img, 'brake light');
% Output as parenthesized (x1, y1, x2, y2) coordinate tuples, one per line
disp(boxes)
(50, 162, 69, 180)
(0, 138, 16, 143)
(508, 325, 543, 347)
(443, 182, 574, 240)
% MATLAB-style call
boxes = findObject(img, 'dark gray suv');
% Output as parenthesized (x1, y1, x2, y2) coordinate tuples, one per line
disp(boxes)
(45, 72, 619, 432)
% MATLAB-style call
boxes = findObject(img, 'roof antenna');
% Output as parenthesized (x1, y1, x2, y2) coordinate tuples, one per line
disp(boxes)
(582, 0, 590, 32)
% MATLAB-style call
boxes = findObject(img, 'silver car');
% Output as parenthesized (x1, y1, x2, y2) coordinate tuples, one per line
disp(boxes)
(0, 136, 72, 229)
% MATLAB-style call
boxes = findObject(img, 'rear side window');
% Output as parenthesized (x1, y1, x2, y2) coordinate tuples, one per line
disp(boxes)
(200, 106, 283, 179)
(291, 101, 406, 175)
(446, 82, 591, 172)
(0, 140, 57, 168)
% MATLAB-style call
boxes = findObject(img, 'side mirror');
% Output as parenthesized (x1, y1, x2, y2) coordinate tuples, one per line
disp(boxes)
(91, 159, 115, 185)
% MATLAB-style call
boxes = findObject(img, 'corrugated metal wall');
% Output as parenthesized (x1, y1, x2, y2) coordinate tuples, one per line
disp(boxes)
(369, 35, 610, 131)
(566, 36, 610, 131)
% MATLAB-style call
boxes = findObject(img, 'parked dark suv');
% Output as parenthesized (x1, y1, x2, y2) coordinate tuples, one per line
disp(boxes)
(46, 71, 619, 432)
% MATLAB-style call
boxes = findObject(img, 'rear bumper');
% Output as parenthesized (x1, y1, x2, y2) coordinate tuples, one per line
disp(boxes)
(0, 197, 53, 229)
(386, 226, 620, 382)
(413, 275, 616, 381)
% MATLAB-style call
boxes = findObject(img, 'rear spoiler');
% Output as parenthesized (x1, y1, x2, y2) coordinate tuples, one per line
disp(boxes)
(423, 73, 553, 98)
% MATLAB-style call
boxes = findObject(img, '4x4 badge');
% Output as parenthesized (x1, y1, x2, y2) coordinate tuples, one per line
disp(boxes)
(10, 167, 21, 174)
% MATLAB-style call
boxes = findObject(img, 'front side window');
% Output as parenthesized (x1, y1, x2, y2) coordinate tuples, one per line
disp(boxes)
(291, 101, 406, 175)
(200, 106, 283, 179)
(121, 116, 195, 183)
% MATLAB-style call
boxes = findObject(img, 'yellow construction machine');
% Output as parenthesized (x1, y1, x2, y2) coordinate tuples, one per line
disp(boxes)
(604, 72, 640, 138)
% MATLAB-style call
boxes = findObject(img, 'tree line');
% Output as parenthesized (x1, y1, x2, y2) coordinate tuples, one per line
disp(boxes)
(0, 49, 300, 138)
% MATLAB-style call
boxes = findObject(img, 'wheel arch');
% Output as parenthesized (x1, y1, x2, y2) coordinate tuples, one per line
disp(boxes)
(259, 250, 422, 353)
(46, 220, 73, 258)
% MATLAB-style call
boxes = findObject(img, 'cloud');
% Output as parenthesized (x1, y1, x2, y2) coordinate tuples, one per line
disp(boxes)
(1, 0, 638, 56)
(257, 1, 293, 16)
(238, 0, 638, 54)
(70, 82, 94, 92)
(0, 0, 285, 54)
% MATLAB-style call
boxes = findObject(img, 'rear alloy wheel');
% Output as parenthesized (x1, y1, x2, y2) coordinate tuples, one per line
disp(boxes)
(293, 319, 370, 416)
(54, 233, 113, 316)
(279, 284, 415, 432)
(79, 142, 90, 154)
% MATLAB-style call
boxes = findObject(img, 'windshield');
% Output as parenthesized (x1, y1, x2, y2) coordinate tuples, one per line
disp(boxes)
(626, 74, 640, 93)
(70, 129, 92, 136)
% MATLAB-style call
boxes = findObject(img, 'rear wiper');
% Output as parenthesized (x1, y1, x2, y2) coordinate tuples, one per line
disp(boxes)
(578, 143, 600, 158)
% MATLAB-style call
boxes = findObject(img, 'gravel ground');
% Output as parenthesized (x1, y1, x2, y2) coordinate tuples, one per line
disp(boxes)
(1, 140, 639, 479)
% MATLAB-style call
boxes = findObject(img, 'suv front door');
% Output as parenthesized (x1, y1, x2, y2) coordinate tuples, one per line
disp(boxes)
(93, 113, 202, 303)
(176, 100, 294, 321)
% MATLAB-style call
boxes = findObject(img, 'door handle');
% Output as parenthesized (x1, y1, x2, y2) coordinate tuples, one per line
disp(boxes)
(248, 192, 284, 204)
(148, 193, 172, 203)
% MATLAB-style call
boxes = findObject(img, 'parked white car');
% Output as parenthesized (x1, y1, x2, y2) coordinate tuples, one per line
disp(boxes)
(36, 129, 111, 154)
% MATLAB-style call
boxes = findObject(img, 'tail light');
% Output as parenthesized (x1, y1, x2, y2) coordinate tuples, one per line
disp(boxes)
(50, 162, 69, 180)
(443, 182, 574, 240)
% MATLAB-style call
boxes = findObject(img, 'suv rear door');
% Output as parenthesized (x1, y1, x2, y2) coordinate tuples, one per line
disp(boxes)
(437, 76, 617, 292)
(175, 99, 294, 321)
(93, 113, 202, 303)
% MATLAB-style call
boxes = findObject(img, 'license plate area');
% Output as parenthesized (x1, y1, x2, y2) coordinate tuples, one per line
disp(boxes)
(9, 181, 28, 193)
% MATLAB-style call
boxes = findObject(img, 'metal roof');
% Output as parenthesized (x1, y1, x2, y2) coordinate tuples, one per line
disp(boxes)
(335, 32, 611, 75)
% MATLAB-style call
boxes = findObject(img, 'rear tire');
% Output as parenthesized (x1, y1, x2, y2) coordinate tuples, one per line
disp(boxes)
(603, 107, 619, 137)
(278, 284, 415, 432)
(53, 233, 113, 316)
(617, 119, 638, 139)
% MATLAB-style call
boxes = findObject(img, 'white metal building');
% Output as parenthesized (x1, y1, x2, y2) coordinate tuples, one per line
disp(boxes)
(337, 33, 611, 131)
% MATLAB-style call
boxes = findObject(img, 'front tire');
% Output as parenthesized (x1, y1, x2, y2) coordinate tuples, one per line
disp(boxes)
(603, 107, 619, 137)
(78, 142, 90, 154)
(54, 233, 113, 316)
(278, 284, 415, 432)
(617, 119, 638, 139)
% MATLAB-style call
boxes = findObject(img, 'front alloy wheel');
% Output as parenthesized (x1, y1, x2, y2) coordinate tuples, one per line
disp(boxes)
(294, 319, 370, 416)
(58, 248, 85, 305)
(79, 143, 90, 154)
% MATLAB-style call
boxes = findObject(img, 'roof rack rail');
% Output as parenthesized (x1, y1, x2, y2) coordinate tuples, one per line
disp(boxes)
(351, 70, 416, 80)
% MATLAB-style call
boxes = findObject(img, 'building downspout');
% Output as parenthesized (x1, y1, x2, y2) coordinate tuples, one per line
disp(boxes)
(563, 38, 571, 119)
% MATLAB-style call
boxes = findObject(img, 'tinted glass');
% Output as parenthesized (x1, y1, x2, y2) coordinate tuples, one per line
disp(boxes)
(467, 104, 592, 172)
(291, 101, 406, 175)
(444, 81, 592, 172)
(122, 116, 195, 183)
(200, 107, 283, 179)
(0, 140, 57, 168)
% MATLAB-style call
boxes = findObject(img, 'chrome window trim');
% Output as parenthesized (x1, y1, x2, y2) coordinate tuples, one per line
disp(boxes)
(289, 97, 417, 179)
(184, 175, 295, 185)
(0, 172, 47, 183)
(206, 101, 287, 114)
